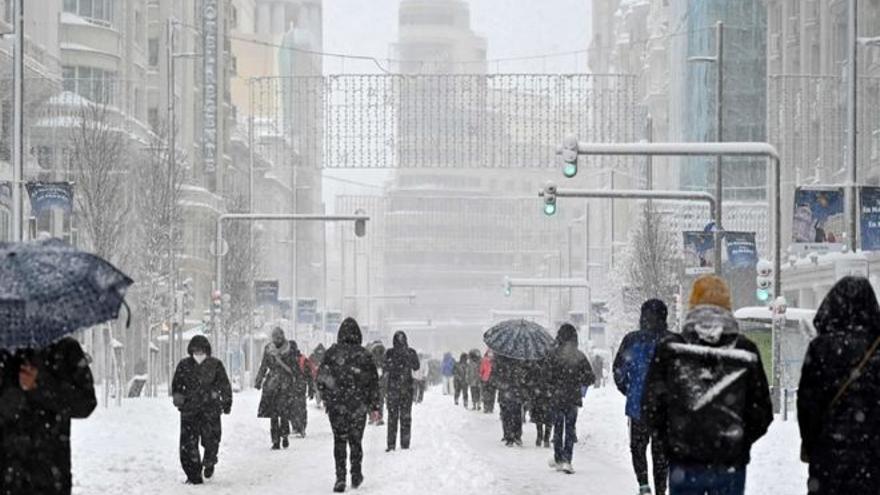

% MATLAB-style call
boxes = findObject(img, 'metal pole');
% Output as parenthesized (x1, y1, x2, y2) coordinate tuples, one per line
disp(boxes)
(585, 203, 591, 340)
(166, 18, 177, 376)
(847, 0, 858, 252)
(247, 79, 255, 373)
(340, 226, 346, 315)
(11, 0, 23, 241)
(567, 224, 573, 307)
(322, 203, 328, 336)
(714, 20, 724, 274)
(646, 115, 654, 192)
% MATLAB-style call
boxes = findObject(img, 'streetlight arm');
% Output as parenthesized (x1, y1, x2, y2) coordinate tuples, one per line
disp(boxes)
(561, 141, 780, 161)
(543, 188, 718, 223)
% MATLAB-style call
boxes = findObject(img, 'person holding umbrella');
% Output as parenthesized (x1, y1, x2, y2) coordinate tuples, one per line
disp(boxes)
(172, 335, 233, 484)
(0, 238, 130, 495)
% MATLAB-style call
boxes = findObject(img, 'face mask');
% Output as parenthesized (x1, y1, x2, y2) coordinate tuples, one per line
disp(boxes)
(193, 353, 207, 364)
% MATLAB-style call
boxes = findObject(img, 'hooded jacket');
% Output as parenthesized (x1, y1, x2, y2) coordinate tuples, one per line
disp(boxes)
(613, 299, 673, 419)
(480, 351, 493, 383)
(317, 318, 380, 416)
(543, 324, 595, 408)
(441, 353, 455, 377)
(0, 338, 97, 495)
(798, 276, 880, 494)
(171, 335, 233, 417)
(384, 331, 420, 401)
(642, 276, 772, 467)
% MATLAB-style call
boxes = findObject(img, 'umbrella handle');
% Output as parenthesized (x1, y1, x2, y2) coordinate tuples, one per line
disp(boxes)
(122, 300, 131, 328)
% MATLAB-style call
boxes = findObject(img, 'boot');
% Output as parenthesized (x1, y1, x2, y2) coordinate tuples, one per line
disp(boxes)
(271, 442, 280, 450)
(203, 464, 214, 479)
(333, 480, 346, 493)
(638, 485, 652, 494)
(282, 437, 289, 449)
(351, 472, 364, 489)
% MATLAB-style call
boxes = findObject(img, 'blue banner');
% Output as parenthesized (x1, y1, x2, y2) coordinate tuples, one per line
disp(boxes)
(860, 186, 880, 251)
(296, 298, 317, 325)
(25, 182, 73, 214)
(254, 280, 279, 306)
(725, 231, 758, 269)
(792, 187, 845, 250)
(324, 311, 342, 333)
(683, 231, 715, 275)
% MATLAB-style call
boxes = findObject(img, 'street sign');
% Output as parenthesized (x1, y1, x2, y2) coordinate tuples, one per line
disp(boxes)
(296, 298, 318, 324)
(325, 310, 342, 333)
(254, 280, 279, 306)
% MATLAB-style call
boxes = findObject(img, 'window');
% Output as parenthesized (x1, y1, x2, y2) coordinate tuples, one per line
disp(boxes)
(62, 65, 118, 104)
(148, 107, 159, 133)
(148, 38, 159, 66)
(63, 0, 113, 24)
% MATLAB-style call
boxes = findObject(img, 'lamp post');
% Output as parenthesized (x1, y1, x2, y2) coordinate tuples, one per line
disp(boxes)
(687, 20, 724, 269)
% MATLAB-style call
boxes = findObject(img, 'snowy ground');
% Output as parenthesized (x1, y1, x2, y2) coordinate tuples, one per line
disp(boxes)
(71, 386, 807, 494)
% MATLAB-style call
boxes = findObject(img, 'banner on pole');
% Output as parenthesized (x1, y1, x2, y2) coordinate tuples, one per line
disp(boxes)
(860, 186, 880, 251)
(724, 231, 758, 269)
(791, 186, 845, 253)
(683, 231, 715, 275)
(296, 298, 318, 325)
(254, 280, 279, 306)
(25, 182, 73, 214)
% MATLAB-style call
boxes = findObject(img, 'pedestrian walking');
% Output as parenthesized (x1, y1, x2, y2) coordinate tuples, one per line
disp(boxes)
(613, 299, 673, 495)
(480, 350, 497, 413)
(798, 276, 880, 495)
(454, 353, 469, 407)
(367, 341, 387, 426)
(311, 344, 326, 409)
(466, 350, 482, 410)
(317, 318, 381, 493)
(441, 352, 455, 396)
(642, 275, 772, 495)
(254, 327, 299, 449)
(292, 341, 316, 437)
(526, 358, 553, 448)
(545, 323, 595, 473)
(494, 354, 528, 446)
(171, 335, 233, 485)
(0, 338, 97, 494)
(384, 331, 420, 451)
(412, 353, 427, 404)
(592, 353, 606, 388)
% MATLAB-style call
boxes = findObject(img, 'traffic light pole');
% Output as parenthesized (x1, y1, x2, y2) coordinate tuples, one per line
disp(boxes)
(212, 213, 370, 362)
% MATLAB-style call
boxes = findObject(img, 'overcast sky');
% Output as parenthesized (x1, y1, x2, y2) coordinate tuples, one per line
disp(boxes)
(321, 0, 593, 205)
(322, 0, 592, 74)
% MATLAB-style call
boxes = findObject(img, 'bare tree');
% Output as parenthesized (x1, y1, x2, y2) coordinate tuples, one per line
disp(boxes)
(221, 194, 261, 355)
(67, 102, 131, 263)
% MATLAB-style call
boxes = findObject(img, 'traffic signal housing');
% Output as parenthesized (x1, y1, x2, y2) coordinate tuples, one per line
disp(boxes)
(560, 134, 579, 178)
(354, 209, 366, 237)
(756, 259, 774, 303)
(542, 182, 557, 216)
(503, 277, 512, 297)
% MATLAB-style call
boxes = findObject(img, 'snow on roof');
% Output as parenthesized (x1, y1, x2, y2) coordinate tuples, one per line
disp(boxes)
(734, 306, 817, 322)
(60, 12, 91, 26)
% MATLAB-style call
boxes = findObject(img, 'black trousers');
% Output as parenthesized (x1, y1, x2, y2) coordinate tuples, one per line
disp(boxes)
(180, 412, 222, 482)
(499, 398, 523, 441)
(482, 382, 496, 412)
(270, 416, 291, 444)
(470, 385, 481, 408)
(329, 411, 367, 482)
(630, 418, 668, 495)
(387, 397, 413, 449)
(454, 379, 468, 405)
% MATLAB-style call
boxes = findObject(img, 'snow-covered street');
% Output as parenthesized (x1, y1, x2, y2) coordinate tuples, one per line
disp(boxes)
(71, 386, 806, 494)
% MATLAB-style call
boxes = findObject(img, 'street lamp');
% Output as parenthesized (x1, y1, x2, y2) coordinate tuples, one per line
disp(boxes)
(687, 20, 724, 270)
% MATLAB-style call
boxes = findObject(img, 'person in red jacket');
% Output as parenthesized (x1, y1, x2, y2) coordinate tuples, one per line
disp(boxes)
(480, 350, 497, 413)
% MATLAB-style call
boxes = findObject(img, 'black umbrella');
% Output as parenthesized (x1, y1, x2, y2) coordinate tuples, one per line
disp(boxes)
(0, 238, 133, 350)
(482, 319, 554, 361)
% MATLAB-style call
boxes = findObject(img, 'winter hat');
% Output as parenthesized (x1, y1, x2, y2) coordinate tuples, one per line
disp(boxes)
(640, 299, 668, 332)
(688, 274, 733, 311)
(556, 323, 578, 346)
(187, 335, 211, 356)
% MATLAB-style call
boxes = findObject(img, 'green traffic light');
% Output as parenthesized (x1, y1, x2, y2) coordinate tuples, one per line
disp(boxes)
(544, 203, 557, 216)
(504, 287, 511, 297)
(756, 288, 771, 302)
(563, 163, 578, 178)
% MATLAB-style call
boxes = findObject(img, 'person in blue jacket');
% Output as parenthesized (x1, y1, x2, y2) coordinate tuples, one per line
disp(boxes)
(613, 299, 671, 495)
(441, 352, 455, 396)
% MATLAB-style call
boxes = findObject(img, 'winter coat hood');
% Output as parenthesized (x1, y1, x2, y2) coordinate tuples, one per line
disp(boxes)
(640, 299, 669, 333)
(392, 331, 409, 349)
(813, 276, 880, 336)
(556, 323, 578, 346)
(682, 305, 739, 345)
(688, 274, 733, 311)
(338, 317, 363, 345)
(187, 335, 212, 357)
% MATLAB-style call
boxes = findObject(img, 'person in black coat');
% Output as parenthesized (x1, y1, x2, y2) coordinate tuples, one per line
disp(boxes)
(255, 327, 300, 449)
(383, 331, 420, 451)
(798, 276, 880, 495)
(525, 358, 553, 448)
(642, 275, 772, 495)
(317, 318, 380, 493)
(453, 353, 469, 407)
(171, 335, 233, 484)
(544, 324, 595, 473)
(292, 342, 316, 437)
(493, 354, 528, 446)
(0, 338, 97, 495)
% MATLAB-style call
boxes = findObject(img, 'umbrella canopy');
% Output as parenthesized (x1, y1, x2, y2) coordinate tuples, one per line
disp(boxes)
(482, 319, 554, 361)
(0, 238, 133, 350)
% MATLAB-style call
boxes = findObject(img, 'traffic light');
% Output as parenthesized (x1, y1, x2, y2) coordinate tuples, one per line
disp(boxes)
(756, 259, 774, 303)
(542, 182, 557, 216)
(503, 277, 512, 297)
(560, 134, 579, 178)
(211, 289, 223, 317)
(354, 209, 366, 237)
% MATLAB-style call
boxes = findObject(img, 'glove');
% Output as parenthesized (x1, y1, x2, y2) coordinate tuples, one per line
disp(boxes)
(223, 406, 231, 415)
(254, 381, 261, 390)
(172, 393, 185, 408)
(370, 410, 380, 423)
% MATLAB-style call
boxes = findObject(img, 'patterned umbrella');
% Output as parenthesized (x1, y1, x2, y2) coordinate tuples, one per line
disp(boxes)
(482, 319, 554, 361)
(0, 238, 133, 350)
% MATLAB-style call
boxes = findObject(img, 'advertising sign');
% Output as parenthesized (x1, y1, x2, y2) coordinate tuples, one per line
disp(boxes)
(791, 187, 845, 252)
(683, 231, 715, 275)
(202, 0, 218, 173)
(859, 186, 880, 251)
(724, 231, 758, 269)
(25, 182, 73, 214)
(254, 280, 279, 306)
(296, 298, 318, 325)
(324, 310, 342, 333)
